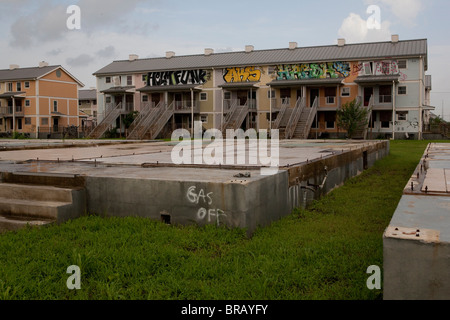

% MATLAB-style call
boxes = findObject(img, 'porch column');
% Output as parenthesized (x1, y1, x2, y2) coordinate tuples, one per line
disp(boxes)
(12, 97, 16, 132)
(191, 88, 194, 136)
(221, 90, 224, 131)
(269, 85, 272, 131)
(392, 80, 396, 140)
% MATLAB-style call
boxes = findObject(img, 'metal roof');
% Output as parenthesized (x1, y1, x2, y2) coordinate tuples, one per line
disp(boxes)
(79, 89, 97, 100)
(354, 75, 400, 84)
(94, 39, 428, 76)
(0, 65, 59, 81)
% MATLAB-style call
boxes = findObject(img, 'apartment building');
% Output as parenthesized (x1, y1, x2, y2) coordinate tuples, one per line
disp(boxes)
(92, 36, 433, 140)
(0, 62, 84, 138)
(79, 88, 98, 131)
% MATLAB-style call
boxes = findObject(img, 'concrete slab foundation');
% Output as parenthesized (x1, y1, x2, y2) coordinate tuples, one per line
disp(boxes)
(0, 139, 389, 235)
(383, 143, 450, 300)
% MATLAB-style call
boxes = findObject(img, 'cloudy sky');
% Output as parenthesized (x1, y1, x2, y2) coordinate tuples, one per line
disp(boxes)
(1, 0, 450, 118)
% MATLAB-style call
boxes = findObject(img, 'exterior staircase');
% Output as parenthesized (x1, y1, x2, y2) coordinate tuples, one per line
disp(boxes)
(273, 98, 291, 138)
(352, 96, 373, 140)
(222, 99, 249, 131)
(141, 102, 175, 140)
(127, 101, 165, 140)
(0, 172, 86, 233)
(87, 102, 122, 139)
(292, 97, 318, 139)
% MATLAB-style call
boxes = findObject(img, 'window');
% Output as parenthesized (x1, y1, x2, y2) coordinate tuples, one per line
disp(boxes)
(106, 77, 111, 84)
(106, 96, 112, 104)
(17, 82, 21, 91)
(363, 62, 373, 75)
(398, 60, 407, 69)
(341, 87, 351, 97)
(142, 95, 149, 102)
(224, 92, 231, 100)
(325, 87, 336, 104)
(142, 74, 148, 83)
(53, 101, 58, 112)
(379, 86, 392, 103)
(201, 115, 208, 123)
(25, 118, 32, 125)
(200, 92, 208, 101)
(397, 111, 408, 121)
(7, 83, 13, 92)
(25, 100, 30, 107)
(41, 118, 48, 126)
(17, 119, 22, 130)
(398, 86, 407, 95)
(127, 76, 133, 86)
(325, 112, 336, 129)
(380, 111, 392, 128)
(24, 81, 30, 89)
(267, 90, 276, 99)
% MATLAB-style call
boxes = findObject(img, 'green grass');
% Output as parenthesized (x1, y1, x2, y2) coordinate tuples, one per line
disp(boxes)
(0, 140, 437, 300)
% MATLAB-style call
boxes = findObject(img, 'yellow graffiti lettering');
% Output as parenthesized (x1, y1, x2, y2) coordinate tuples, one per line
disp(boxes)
(224, 67, 261, 83)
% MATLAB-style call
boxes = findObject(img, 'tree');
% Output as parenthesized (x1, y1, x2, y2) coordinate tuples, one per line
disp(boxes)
(337, 99, 370, 139)
(123, 111, 139, 129)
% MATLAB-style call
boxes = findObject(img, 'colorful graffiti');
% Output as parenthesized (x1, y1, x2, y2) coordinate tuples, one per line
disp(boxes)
(146, 69, 208, 86)
(275, 62, 351, 81)
(223, 67, 262, 83)
(352, 60, 407, 80)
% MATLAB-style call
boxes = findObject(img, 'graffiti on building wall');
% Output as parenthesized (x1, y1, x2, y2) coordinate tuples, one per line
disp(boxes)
(275, 62, 351, 81)
(223, 67, 262, 83)
(352, 60, 407, 80)
(146, 69, 208, 86)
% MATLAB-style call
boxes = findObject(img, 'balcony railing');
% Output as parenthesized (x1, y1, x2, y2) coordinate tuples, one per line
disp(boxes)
(379, 95, 392, 104)
(174, 100, 199, 112)
(0, 106, 24, 117)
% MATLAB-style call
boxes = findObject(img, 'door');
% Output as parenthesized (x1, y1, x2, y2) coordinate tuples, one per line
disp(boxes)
(310, 89, 319, 107)
(364, 87, 374, 106)
(53, 118, 59, 133)
(237, 91, 248, 106)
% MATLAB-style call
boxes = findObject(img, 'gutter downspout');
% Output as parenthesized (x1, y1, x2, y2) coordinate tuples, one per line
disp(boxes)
(191, 88, 194, 136)
(419, 56, 424, 140)
(392, 80, 396, 140)
(269, 85, 272, 133)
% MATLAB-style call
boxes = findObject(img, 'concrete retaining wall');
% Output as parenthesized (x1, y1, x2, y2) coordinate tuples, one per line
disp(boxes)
(85, 141, 389, 235)
(85, 171, 290, 235)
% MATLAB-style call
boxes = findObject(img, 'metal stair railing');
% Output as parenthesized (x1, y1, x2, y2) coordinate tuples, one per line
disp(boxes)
(228, 101, 249, 130)
(273, 98, 290, 129)
(302, 97, 318, 139)
(285, 97, 305, 139)
(127, 102, 151, 134)
(221, 99, 239, 131)
(131, 101, 165, 140)
(87, 102, 122, 139)
(147, 101, 175, 139)
(363, 95, 374, 140)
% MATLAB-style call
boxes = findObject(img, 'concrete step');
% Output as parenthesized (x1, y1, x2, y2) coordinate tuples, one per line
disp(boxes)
(0, 183, 74, 203)
(0, 180, 87, 233)
(0, 197, 72, 220)
(0, 215, 54, 233)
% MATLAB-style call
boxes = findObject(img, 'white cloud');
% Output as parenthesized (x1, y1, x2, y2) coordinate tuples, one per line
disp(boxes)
(338, 12, 392, 43)
(367, 0, 423, 27)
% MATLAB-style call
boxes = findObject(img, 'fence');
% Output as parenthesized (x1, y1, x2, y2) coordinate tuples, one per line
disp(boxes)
(37, 126, 88, 139)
